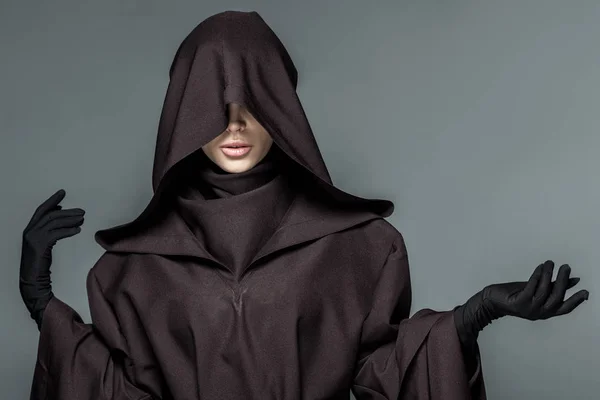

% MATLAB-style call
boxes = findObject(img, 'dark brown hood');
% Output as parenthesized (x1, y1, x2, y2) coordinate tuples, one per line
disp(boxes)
(94, 10, 394, 264)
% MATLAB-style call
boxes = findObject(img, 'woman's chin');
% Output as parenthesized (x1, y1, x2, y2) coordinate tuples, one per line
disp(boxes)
(214, 157, 257, 173)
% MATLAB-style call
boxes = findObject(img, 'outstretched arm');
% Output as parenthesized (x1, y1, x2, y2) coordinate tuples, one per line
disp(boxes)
(351, 233, 486, 399)
(453, 260, 590, 349)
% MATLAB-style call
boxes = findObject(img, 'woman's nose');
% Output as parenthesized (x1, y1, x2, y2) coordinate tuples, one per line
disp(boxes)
(227, 103, 245, 132)
(227, 120, 245, 132)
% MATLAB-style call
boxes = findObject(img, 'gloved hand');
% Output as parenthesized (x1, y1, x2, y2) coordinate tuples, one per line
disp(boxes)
(19, 189, 85, 331)
(453, 260, 590, 349)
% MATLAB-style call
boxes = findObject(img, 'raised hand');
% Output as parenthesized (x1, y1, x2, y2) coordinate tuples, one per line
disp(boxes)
(453, 260, 590, 348)
(19, 189, 85, 330)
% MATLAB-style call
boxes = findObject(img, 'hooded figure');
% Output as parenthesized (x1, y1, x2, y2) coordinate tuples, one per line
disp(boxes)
(28, 10, 487, 400)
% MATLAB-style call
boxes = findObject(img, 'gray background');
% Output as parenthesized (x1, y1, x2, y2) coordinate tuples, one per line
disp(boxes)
(1, 1, 598, 399)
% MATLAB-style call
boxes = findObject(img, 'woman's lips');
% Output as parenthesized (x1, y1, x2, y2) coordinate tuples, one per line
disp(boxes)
(220, 146, 252, 157)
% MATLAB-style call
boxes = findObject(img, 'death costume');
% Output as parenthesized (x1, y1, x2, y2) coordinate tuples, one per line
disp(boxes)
(27, 10, 486, 400)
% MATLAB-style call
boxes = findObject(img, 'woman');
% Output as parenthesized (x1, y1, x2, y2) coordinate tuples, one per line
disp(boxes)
(19, 10, 589, 400)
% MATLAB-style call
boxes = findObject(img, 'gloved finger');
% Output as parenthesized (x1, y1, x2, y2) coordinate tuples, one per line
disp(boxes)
(48, 226, 82, 243)
(44, 215, 85, 232)
(35, 208, 86, 230)
(533, 260, 554, 307)
(566, 277, 580, 289)
(24, 189, 66, 231)
(543, 264, 571, 312)
(520, 263, 544, 300)
(553, 289, 590, 317)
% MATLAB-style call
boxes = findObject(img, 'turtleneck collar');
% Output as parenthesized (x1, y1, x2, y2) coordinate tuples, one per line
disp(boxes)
(196, 145, 281, 198)
(172, 144, 297, 280)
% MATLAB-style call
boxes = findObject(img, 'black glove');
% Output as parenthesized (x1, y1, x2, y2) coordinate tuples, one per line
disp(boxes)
(19, 189, 85, 331)
(454, 260, 590, 349)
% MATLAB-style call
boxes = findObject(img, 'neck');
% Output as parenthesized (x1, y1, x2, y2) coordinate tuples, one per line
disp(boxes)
(197, 147, 280, 198)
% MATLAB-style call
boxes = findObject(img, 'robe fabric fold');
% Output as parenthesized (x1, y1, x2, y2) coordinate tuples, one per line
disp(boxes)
(29, 9, 486, 400)
(173, 146, 297, 280)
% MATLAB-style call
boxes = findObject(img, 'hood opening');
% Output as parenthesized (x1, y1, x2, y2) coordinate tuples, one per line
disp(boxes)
(94, 10, 394, 252)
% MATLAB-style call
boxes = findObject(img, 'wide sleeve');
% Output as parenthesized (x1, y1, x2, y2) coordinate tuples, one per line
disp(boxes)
(28, 254, 158, 400)
(351, 233, 486, 400)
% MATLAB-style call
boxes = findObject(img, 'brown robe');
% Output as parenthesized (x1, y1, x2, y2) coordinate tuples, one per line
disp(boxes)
(29, 10, 486, 400)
